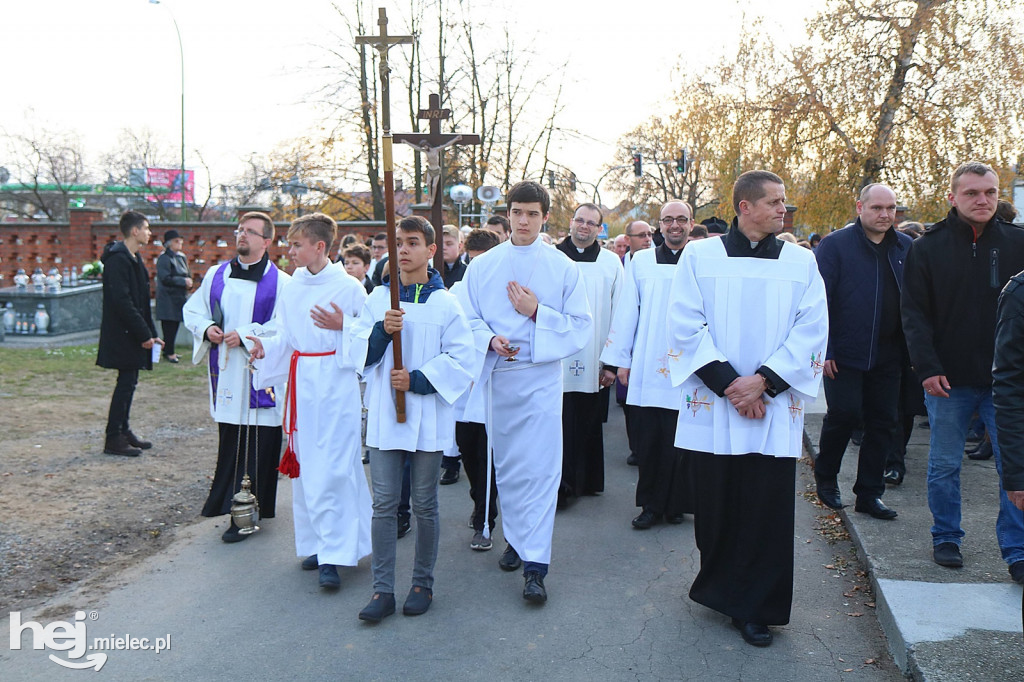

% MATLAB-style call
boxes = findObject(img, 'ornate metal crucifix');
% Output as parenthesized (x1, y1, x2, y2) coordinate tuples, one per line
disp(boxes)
(394, 93, 481, 272)
(356, 7, 414, 422)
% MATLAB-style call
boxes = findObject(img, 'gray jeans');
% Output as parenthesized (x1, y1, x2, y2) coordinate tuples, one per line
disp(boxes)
(368, 447, 442, 594)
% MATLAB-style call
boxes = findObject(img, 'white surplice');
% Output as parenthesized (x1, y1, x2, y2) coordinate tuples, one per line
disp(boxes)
(251, 264, 371, 566)
(562, 248, 623, 393)
(667, 238, 828, 457)
(183, 259, 289, 427)
(600, 247, 681, 410)
(349, 286, 475, 454)
(460, 237, 593, 564)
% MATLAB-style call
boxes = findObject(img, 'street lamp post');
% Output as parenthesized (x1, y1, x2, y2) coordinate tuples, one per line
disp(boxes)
(149, 0, 186, 221)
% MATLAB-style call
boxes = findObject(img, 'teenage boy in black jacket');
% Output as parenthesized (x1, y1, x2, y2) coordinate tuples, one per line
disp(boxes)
(902, 161, 1024, 581)
(96, 211, 162, 456)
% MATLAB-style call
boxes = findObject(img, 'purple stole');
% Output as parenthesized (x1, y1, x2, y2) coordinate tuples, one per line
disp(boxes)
(208, 260, 279, 408)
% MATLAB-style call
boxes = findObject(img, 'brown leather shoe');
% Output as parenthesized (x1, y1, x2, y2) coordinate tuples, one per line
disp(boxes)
(104, 433, 141, 457)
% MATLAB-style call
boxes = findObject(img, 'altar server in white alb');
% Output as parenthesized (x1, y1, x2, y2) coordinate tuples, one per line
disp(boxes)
(349, 216, 475, 623)
(460, 180, 592, 604)
(183, 211, 289, 543)
(247, 213, 371, 592)
(667, 170, 828, 648)
(601, 200, 694, 531)
(555, 202, 623, 506)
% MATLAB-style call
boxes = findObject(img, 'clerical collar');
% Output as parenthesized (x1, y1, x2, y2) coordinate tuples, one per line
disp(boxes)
(655, 242, 683, 265)
(230, 252, 269, 281)
(556, 237, 601, 263)
(724, 218, 782, 259)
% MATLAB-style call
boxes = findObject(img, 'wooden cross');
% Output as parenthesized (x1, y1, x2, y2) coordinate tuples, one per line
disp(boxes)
(394, 93, 481, 272)
(355, 8, 415, 423)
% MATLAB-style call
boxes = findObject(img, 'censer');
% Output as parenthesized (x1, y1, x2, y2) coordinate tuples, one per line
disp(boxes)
(230, 358, 261, 534)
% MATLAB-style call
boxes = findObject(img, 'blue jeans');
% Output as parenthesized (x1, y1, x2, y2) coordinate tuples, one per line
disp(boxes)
(368, 448, 442, 594)
(924, 387, 1024, 564)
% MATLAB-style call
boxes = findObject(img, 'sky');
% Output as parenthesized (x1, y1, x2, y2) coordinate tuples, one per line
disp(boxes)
(0, 0, 826, 205)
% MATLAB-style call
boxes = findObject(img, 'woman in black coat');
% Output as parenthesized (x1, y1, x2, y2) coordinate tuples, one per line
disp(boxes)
(154, 229, 193, 363)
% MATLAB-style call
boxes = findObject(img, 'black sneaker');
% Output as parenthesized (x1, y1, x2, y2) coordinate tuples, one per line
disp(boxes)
(498, 544, 521, 571)
(358, 592, 396, 623)
(397, 514, 411, 539)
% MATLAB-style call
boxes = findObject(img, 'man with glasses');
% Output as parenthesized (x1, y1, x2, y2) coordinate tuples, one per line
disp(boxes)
(603, 201, 694, 529)
(370, 232, 390, 285)
(624, 220, 653, 260)
(813, 184, 910, 521)
(184, 211, 290, 543)
(555, 203, 623, 507)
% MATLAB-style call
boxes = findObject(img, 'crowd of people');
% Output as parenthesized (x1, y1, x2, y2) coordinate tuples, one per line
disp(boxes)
(94, 162, 1024, 647)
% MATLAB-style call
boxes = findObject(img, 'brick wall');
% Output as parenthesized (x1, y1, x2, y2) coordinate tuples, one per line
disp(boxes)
(0, 207, 386, 294)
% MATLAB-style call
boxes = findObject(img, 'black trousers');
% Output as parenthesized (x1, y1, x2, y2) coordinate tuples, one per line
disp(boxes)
(560, 390, 605, 498)
(105, 368, 139, 439)
(816, 357, 901, 499)
(633, 406, 692, 516)
(456, 421, 497, 531)
(160, 320, 180, 356)
(689, 451, 796, 625)
(886, 357, 924, 476)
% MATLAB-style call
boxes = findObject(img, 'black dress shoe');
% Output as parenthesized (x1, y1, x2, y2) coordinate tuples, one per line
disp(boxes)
(626, 453, 639, 466)
(854, 497, 898, 520)
(103, 433, 141, 457)
(665, 514, 685, 524)
(632, 509, 661, 529)
(883, 468, 904, 486)
(440, 467, 460, 485)
(358, 592, 396, 623)
(301, 554, 318, 570)
(498, 544, 522, 572)
(397, 514, 412, 539)
(523, 572, 547, 603)
(968, 440, 993, 461)
(221, 521, 250, 543)
(731, 618, 772, 647)
(319, 565, 341, 589)
(814, 474, 844, 510)
(933, 542, 963, 568)
(403, 586, 433, 615)
(125, 431, 152, 450)
(1009, 561, 1024, 585)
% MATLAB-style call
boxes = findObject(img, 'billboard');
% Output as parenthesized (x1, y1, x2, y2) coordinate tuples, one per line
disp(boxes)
(131, 167, 194, 205)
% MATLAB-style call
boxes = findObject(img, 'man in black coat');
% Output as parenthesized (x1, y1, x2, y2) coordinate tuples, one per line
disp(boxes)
(814, 184, 911, 520)
(96, 210, 162, 457)
(902, 160, 1024, 579)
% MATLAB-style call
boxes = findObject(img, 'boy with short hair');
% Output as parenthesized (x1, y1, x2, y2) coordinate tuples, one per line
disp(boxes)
(247, 212, 372, 591)
(351, 216, 475, 622)
(343, 243, 374, 294)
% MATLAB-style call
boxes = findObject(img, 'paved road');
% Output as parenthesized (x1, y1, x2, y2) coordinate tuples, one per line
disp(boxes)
(3, 401, 899, 680)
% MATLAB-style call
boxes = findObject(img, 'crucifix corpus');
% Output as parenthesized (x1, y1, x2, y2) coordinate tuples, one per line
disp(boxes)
(394, 93, 481, 272)
(356, 7, 415, 423)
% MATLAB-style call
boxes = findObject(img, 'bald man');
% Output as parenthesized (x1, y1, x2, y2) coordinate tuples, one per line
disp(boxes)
(813, 184, 912, 520)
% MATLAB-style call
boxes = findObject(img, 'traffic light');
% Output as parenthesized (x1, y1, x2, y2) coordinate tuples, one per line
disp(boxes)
(548, 170, 556, 189)
(675, 149, 687, 174)
(632, 152, 642, 178)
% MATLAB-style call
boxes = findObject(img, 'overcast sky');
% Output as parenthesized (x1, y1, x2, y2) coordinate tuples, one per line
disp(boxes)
(1, 0, 824, 203)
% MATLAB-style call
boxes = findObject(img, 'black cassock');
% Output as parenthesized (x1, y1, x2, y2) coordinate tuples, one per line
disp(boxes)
(202, 423, 283, 519)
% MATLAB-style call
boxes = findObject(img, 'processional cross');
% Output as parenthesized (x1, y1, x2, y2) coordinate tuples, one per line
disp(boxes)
(394, 94, 481, 272)
(356, 8, 414, 422)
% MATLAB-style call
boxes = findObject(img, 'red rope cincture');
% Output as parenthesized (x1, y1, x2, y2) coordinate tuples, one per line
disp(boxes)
(278, 349, 336, 478)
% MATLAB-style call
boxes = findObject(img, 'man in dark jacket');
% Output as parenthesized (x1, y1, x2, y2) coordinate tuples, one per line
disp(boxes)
(97, 210, 162, 457)
(902, 160, 1024, 580)
(815, 184, 911, 520)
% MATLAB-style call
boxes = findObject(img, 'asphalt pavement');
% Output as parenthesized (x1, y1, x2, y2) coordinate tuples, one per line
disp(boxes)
(3, 399, 900, 681)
